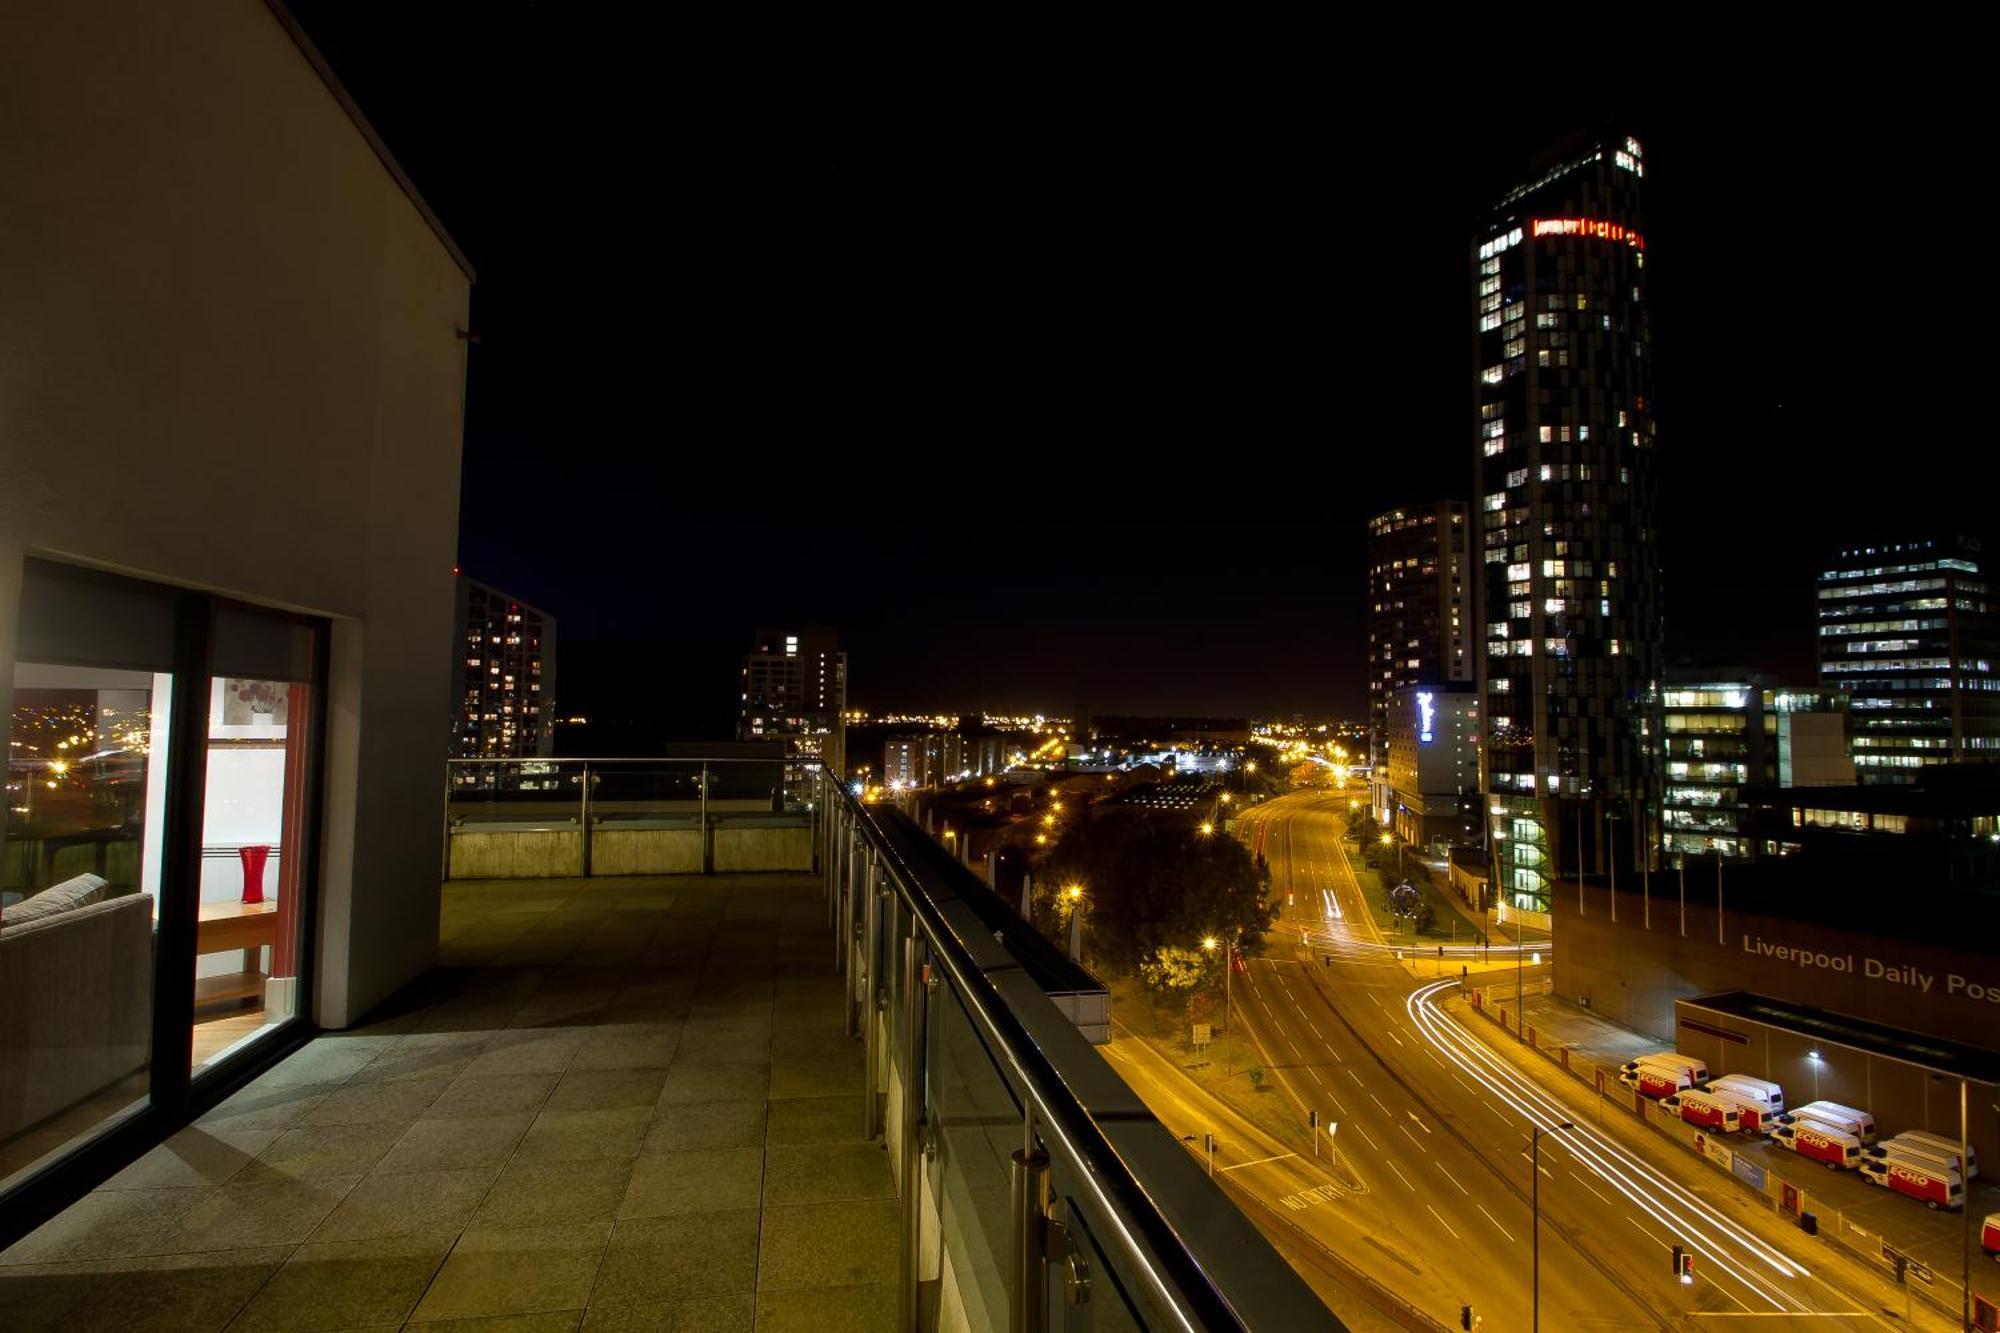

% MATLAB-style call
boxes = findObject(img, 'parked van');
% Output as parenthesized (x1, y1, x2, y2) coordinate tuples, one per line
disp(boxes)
(1868, 1138, 1976, 1181)
(1707, 1089, 1776, 1133)
(1706, 1074, 1785, 1115)
(1982, 1213, 2000, 1261)
(1662, 1090, 1742, 1133)
(1771, 1121, 1863, 1169)
(1782, 1102, 1877, 1145)
(1888, 1130, 1979, 1179)
(1620, 1052, 1710, 1083)
(1859, 1157, 1963, 1210)
(1621, 1064, 1694, 1099)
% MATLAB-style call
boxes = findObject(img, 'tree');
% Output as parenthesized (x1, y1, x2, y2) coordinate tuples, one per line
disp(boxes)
(1039, 810, 1279, 975)
(1138, 945, 1212, 1002)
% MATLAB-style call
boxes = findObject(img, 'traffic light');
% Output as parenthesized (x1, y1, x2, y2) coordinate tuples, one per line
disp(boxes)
(1672, 1245, 1694, 1284)
(1460, 1303, 1473, 1330)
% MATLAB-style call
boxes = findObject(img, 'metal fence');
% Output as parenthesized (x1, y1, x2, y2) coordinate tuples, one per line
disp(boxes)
(820, 767, 1343, 1332)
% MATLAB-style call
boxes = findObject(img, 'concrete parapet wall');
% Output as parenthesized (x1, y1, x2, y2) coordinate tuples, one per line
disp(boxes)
(447, 821, 811, 878)
(591, 828, 703, 876)
(448, 829, 583, 880)
(714, 824, 812, 872)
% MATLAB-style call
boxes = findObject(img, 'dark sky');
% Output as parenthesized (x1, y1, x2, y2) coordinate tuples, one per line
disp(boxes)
(290, 11, 1991, 727)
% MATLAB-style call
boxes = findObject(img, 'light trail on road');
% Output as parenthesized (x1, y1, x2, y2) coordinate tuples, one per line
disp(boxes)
(1404, 977, 1844, 1317)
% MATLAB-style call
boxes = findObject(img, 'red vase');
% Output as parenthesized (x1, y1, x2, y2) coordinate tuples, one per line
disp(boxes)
(240, 845, 270, 904)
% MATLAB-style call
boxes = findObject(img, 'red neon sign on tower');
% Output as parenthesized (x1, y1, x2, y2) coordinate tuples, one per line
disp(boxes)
(1531, 217, 1644, 249)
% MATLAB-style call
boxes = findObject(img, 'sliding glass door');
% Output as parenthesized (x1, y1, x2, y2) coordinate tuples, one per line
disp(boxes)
(0, 560, 325, 1197)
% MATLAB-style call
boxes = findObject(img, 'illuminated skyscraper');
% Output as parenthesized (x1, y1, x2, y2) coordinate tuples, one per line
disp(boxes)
(1816, 536, 1999, 782)
(1473, 131, 1663, 911)
(1366, 503, 1472, 826)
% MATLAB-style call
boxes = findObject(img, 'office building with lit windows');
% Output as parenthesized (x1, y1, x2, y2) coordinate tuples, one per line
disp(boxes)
(1660, 674, 1853, 861)
(1473, 131, 1664, 912)
(451, 575, 555, 764)
(1366, 502, 1472, 825)
(1815, 536, 1999, 783)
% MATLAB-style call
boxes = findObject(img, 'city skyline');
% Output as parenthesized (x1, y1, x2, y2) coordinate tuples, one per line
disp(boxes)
(279, 10, 1993, 720)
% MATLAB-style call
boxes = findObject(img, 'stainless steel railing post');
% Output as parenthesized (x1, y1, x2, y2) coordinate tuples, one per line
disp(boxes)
(579, 761, 593, 878)
(861, 857, 883, 1133)
(899, 925, 929, 1333)
(1009, 1109, 1051, 1333)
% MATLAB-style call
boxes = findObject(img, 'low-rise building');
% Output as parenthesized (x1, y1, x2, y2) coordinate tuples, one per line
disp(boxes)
(1384, 684, 1480, 849)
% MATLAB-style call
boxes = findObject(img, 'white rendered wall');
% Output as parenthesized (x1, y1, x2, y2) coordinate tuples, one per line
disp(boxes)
(0, 0, 472, 1026)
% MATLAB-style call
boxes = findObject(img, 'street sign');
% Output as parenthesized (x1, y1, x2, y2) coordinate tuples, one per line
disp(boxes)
(1191, 1023, 1211, 1046)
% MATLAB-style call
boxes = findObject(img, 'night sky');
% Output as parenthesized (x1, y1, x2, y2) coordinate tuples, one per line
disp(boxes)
(290, 11, 1990, 733)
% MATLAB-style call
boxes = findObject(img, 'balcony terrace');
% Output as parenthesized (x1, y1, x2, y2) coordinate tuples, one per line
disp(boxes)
(0, 767, 1337, 1331)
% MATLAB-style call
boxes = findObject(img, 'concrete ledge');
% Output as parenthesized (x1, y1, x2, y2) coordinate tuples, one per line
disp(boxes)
(714, 824, 812, 872)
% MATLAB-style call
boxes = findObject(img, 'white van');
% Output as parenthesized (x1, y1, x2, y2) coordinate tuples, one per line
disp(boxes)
(1871, 1135, 1979, 1180)
(1706, 1074, 1784, 1115)
(1771, 1121, 1864, 1169)
(1784, 1102, 1877, 1145)
(1706, 1088, 1777, 1133)
(1889, 1131, 1980, 1179)
(1621, 1052, 1709, 1082)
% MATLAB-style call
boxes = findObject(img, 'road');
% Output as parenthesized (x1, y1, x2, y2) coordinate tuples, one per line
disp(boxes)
(1228, 790, 1931, 1331)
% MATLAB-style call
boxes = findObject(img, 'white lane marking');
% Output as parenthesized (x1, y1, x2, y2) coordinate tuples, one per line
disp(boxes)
(1285, 1038, 1301, 1056)
(1398, 1123, 1428, 1154)
(1307, 1021, 1323, 1039)
(1570, 1170, 1613, 1207)
(1352, 1122, 1381, 1151)
(1365, 992, 1382, 1008)
(1424, 1202, 1461, 1240)
(1346, 1069, 1365, 1088)
(1385, 1158, 1414, 1191)
(1384, 1027, 1405, 1048)
(1218, 1151, 1299, 1173)
(1434, 1161, 1469, 1195)
(1368, 1093, 1390, 1116)
(1406, 1111, 1431, 1135)
(1477, 1203, 1517, 1243)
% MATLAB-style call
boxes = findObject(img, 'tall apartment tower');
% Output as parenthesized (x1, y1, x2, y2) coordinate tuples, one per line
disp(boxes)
(1473, 131, 1664, 912)
(452, 574, 556, 762)
(739, 627, 848, 778)
(1366, 503, 1472, 825)
(1816, 536, 1999, 783)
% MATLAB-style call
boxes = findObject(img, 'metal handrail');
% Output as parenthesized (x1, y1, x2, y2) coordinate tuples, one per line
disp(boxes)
(828, 773, 1342, 1331)
(445, 755, 795, 765)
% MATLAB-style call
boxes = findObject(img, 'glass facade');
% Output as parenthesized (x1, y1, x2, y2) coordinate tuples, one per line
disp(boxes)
(1474, 134, 1663, 910)
(1815, 537, 1999, 783)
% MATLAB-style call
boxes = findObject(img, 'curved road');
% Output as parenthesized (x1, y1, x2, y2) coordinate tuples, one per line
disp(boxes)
(1226, 791, 1917, 1331)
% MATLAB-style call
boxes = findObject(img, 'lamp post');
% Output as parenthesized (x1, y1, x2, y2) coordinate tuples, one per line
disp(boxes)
(1531, 1120, 1573, 1333)
(1063, 884, 1085, 965)
(1202, 935, 1231, 1032)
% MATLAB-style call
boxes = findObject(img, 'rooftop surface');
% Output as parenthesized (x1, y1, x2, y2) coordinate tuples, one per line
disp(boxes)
(0, 872, 890, 1331)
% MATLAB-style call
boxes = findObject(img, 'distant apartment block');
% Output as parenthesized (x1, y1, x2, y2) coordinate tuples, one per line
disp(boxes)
(1366, 502, 1471, 824)
(739, 627, 847, 779)
(452, 574, 554, 764)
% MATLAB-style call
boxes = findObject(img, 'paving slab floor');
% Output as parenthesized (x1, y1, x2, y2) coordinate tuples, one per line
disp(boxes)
(0, 873, 897, 1333)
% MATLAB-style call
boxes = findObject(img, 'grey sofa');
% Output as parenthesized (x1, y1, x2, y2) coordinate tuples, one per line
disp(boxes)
(0, 888, 154, 1142)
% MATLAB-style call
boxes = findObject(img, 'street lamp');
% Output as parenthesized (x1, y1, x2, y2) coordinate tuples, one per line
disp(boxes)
(1201, 935, 1231, 1032)
(1530, 1120, 1572, 1333)
(1199, 822, 1214, 836)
